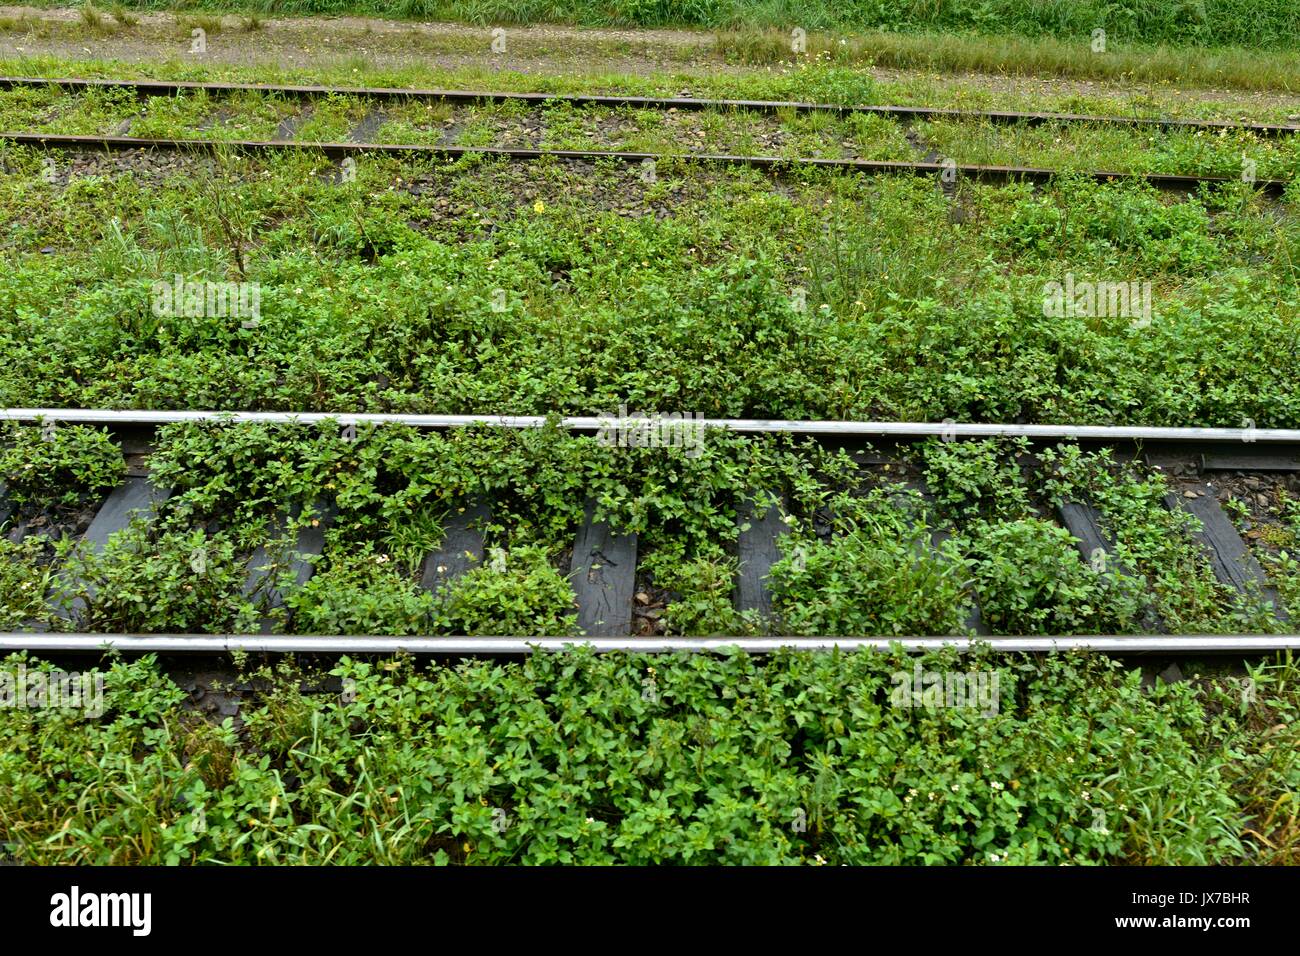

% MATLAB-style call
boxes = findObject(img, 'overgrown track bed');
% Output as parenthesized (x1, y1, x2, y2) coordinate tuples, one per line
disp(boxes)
(5, 131, 1290, 196)
(3, 412, 1300, 653)
(3, 75, 1298, 187)
(5, 144, 1292, 429)
(5, 75, 1299, 137)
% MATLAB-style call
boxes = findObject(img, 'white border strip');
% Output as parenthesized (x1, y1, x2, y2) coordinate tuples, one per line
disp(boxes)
(2, 410, 1299, 442)
(1, 634, 1297, 653)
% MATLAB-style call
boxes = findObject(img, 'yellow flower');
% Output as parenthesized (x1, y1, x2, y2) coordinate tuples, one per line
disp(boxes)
(533, 200, 545, 213)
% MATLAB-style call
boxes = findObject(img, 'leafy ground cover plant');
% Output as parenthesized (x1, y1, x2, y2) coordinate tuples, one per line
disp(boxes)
(282, 543, 439, 635)
(766, 483, 972, 636)
(642, 544, 754, 636)
(770, 525, 970, 635)
(1, 647, 1295, 865)
(433, 544, 577, 635)
(3, 139, 1298, 428)
(0, 423, 124, 510)
(280, 538, 577, 636)
(920, 438, 1033, 522)
(1256, 493, 1300, 616)
(54, 521, 257, 633)
(963, 517, 1142, 634)
(148, 420, 827, 556)
(0, 537, 57, 630)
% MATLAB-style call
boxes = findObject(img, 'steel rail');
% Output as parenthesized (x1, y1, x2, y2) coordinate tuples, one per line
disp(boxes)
(2, 132, 1288, 195)
(2, 633, 1298, 654)
(4, 409, 1300, 443)
(2, 75, 1297, 137)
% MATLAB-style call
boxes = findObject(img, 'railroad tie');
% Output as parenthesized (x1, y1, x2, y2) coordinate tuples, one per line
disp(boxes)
(927, 524, 989, 636)
(420, 498, 490, 593)
(1200, 451, 1300, 473)
(274, 105, 314, 142)
(1056, 499, 1163, 631)
(347, 110, 387, 143)
(80, 476, 172, 554)
(1056, 500, 1113, 567)
(902, 481, 988, 636)
(1163, 483, 1287, 621)
(53, 476, 173, 624)
(734, 495, 787, 619)
(570, 499, 638, 637)
(242, 499, 338, 634)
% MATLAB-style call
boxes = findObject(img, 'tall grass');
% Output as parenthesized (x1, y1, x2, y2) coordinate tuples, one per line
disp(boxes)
(717, 28, 1300, 93)
(38, 1, 1300, 50)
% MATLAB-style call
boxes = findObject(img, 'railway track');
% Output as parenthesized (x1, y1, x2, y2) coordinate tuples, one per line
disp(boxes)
(2, 75, 1295, 195)
(4, 131, 1291, 197)
(4, 75, 1299, 137)
(2, 634, 1297, 653)
(4, 409, 1300, 441)
(2, 409, 1299, 656)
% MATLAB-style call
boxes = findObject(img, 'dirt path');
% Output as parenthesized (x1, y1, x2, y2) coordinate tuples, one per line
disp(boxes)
(0, 7, 719, 74)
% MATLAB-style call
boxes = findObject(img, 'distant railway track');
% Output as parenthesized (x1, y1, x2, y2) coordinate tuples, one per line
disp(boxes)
(4, 75, 1299, 137)
(2, 131, 1291, 196)
(2, 410, 1298, 656)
